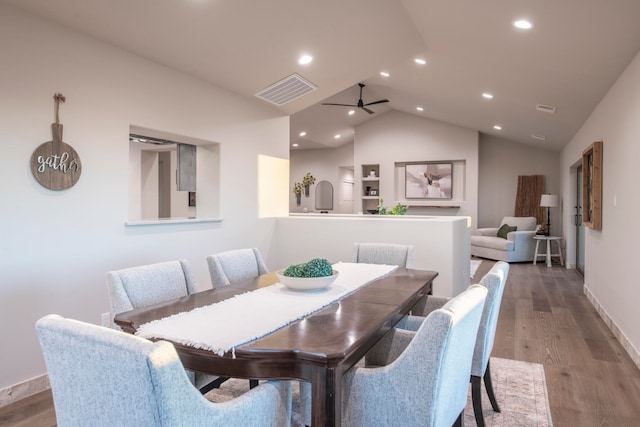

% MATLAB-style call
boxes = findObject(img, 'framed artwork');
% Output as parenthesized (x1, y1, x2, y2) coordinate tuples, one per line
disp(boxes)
(369, 189, 378, 196)
(405, 162, 453, 199)
(188, 191, 196, 207)
(582, 141, 602, 230)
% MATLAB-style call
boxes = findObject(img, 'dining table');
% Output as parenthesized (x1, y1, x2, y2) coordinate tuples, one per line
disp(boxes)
(114, 263, 437, 427)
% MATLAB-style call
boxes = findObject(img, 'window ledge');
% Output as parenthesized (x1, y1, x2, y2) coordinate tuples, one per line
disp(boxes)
(125, 217, 223, 226)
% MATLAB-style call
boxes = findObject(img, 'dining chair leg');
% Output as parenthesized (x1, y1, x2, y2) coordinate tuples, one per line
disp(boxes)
(484, 360, 501, 413)
(453, 411, 464, 427)
(471, 375, 485, 427)
(199, 376, 230, 394)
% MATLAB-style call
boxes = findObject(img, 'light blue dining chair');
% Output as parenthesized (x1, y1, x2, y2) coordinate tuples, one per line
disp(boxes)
(399, 261, 510, 427)
(352, 242, 415, 268)
(207, 248, 269, 288)
(299, 284, 488, 426)
(106, 259, 224, 394)
(36, 314, 292, 427)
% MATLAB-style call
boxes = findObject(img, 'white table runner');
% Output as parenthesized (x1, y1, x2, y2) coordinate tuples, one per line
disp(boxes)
(136, 262, 397, 356)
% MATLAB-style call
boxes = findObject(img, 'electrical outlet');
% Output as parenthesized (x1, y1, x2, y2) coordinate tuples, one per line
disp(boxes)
(101, 312, 111, 327)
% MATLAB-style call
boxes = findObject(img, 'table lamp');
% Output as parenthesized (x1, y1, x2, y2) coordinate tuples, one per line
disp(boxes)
(540, 194, 558, 236)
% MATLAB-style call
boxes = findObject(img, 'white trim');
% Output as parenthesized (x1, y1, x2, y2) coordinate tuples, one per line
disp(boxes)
(0, 374, 49, 409)
(584, 285, 640, 371)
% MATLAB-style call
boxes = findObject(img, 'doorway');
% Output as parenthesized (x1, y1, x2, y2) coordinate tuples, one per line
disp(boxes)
(575, 165, 585, 276)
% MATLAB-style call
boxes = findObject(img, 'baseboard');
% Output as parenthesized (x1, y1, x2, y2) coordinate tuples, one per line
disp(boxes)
(0, 374, 49, 409)
(584, 285, 640, 371)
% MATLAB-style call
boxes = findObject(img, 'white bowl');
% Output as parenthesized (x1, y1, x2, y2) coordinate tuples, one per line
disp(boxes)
(276, 269, 339, 291)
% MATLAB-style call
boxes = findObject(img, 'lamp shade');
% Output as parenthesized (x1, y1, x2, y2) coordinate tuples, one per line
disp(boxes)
(540, 194, 558, 208)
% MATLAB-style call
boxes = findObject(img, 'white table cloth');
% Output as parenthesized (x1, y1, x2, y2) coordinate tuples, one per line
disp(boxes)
(136, 262, 397, 356)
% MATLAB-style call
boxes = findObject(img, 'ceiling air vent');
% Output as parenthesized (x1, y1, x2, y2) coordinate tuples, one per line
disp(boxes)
(255, 73, 317, 106)
(536, 104, 556, 114)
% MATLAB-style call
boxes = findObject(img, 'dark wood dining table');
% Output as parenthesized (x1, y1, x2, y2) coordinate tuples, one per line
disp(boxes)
(114, 266, 437, 427)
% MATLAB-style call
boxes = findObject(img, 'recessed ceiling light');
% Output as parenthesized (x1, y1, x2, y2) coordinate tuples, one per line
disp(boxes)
(299, 131, 306, 137)
(298, 54, 313, 65)
(416, 106, 424, 111)
(334, 134, 341, 139)
(414, 58, 426, 65)
(482, 93, 494, 99)
(292, 143, 299, 147)
(493, 125, 502, 130)
(513, 19, 533, 30)
(348, 110, 355, 115)
(380, 71, 390, 77)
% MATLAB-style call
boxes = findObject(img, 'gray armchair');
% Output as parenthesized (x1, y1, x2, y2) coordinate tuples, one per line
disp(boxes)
(207, 248, 269, 288)
(300, 284, 487, 426)
(36, 314, 292, 427)
(471, 216, 537, 262)
(106, 259, 223, 393)
(400, 261, 510, 427)
(352, 242, 415, 268)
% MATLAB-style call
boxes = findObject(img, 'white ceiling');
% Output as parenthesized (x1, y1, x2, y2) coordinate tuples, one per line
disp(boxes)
(6, 0, 640, 152)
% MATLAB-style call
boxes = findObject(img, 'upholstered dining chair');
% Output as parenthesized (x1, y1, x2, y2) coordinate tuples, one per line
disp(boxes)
(352, 242, 415, 268)
(35, 314, 292, 427)
(207, 248, 269, 288)
(106, 259, 224, 393)
(399, 261, 510, 427)
(299, 284, 488, 426)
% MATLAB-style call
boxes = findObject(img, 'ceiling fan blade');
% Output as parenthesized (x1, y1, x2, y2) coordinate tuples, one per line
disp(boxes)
(321, 102, 358, 107)
(361, 106, 375, 114)
(363, 99, 389, 106)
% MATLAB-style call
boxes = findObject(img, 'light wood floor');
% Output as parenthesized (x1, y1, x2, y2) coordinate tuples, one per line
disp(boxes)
(2, 261, 640, 426)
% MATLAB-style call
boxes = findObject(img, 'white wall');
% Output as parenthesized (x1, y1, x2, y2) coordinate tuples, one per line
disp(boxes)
(478, 134, 561, 231)
(354, 111, 479, 226)
(0, 4, 289, 392)
(289, 142, 354, 213)
(560, 49, 640, 363)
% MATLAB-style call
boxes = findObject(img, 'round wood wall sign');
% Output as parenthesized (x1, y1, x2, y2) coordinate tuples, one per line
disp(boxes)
(30, 94, 82, 190)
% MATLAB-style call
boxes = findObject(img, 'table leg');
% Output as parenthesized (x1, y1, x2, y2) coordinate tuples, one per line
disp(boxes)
(533, 240, 541, 265)
(555, 240, 564, 266)
(546, 239, 552, 267)
(311, 365, 341, 427)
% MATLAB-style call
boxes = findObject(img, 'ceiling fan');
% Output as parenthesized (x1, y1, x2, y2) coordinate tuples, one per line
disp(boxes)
(322, 83, 389, 114)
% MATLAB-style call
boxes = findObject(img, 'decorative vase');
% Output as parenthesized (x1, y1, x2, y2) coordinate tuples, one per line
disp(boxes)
(304, 185, 310, 196)
(296, 193, 301, 206)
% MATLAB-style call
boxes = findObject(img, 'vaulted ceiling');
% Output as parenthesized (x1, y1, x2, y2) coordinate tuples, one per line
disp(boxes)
(6, 0, 640, 152)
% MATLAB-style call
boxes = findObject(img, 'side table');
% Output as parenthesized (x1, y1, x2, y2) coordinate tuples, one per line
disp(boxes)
(533, 236, 564, 267)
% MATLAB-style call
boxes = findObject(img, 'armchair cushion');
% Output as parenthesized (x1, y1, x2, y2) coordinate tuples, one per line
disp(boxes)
(497, 224, 517, 239)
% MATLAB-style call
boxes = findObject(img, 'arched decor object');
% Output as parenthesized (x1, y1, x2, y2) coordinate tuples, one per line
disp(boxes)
(315, 180, 333, 211)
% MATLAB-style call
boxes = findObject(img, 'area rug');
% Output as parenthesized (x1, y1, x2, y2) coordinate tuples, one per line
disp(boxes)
(470, 258, 482, 278)
(205, 357, 552, 426)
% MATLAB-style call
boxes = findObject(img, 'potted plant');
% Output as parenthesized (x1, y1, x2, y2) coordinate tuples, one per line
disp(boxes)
(302, 172, 316, 196)
(293, 182, 303, 206)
